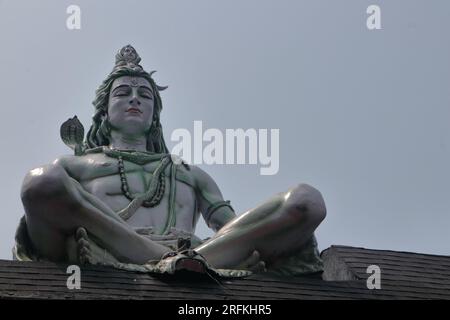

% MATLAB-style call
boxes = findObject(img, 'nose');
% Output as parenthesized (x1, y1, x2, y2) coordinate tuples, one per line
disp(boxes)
(129, 96, 141, 107)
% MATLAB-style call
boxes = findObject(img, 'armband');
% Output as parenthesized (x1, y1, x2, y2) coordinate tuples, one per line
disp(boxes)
(203, 200, 234, 225)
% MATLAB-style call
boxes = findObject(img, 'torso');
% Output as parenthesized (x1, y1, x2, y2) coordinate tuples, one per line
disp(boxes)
(63, 152, 200, 234)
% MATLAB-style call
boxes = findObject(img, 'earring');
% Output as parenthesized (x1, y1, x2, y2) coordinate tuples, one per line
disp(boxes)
(150, 121, 161, 139)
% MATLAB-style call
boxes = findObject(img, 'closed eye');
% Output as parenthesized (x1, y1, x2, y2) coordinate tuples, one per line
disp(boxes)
(139, 89, 153, 99)
(114, 90, 130, 97)
(112, 86, 131, 97)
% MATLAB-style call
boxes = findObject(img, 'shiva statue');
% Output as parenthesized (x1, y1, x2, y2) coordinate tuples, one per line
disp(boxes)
(14, 45, 326, 278)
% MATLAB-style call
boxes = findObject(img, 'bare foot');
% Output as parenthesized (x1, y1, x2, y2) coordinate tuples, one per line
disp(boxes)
(75, 227, 119, 265)
(235, 250, 267, 273)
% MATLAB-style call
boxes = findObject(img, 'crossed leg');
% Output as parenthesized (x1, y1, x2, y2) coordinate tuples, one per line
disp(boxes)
(22, 163, 326, 272)
(195, 184, 327, 270)
(21, 163, 171, 264)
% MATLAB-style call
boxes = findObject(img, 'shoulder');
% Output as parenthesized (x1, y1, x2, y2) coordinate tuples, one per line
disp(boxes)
(169, 156, 215, 190)
(53, 153, 108, 179)
(51, 154, 77, 170)
(189, 165, 212, 184)
(186, 164, 220, 190)
(53, 153, 95, 168)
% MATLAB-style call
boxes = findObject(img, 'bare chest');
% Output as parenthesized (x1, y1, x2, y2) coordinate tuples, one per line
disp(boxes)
(77, 154, 199, 232)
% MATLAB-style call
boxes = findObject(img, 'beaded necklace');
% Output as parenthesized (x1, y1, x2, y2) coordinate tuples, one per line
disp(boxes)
(117, 155, 166, 208)
(87, 146, 178, 231)
(101, 147, 171, 209)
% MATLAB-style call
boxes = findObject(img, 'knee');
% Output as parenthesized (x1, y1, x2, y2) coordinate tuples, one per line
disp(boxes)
(283, 183, 327, 226)
(21, 163, 69, 206)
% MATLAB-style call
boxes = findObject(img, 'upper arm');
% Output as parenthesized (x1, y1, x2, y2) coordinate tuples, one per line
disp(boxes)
(191, 166, 236, 231)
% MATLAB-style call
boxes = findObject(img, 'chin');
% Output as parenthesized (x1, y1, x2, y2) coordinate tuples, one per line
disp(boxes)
(123, 117, 148, 125)
(118, 122, 149, 134)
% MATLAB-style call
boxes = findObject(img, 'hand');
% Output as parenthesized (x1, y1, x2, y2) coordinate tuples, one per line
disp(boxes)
(236, 250, 267, 273)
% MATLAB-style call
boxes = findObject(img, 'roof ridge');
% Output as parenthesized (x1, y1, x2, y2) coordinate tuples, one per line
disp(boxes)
(325, 245, 450, 259)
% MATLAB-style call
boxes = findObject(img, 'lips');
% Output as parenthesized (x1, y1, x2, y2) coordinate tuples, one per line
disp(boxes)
(126, 107, 142, 114)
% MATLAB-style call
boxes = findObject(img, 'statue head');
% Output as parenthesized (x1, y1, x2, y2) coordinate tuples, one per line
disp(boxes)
(85, 45, 169, 153)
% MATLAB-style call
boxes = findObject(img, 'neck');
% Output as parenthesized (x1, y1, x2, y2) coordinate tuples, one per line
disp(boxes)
(109, 130, 147, 152)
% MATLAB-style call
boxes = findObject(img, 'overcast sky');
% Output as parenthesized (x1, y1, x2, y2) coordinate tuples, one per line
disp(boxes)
(0, 0, 449, 260)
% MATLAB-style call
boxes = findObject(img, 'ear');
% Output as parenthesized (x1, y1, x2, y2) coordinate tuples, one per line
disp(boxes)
(101, 107, 108, 118)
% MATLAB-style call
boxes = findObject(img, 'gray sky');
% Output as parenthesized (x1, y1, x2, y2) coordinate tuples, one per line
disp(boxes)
(0, 0, 449, 260)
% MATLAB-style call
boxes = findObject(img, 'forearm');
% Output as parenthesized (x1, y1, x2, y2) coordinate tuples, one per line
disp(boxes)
(67, 177, 172, 261)
(70, 177, 124, 223)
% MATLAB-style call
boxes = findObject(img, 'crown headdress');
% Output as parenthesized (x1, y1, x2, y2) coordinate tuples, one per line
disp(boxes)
(113, 45, 144, 71)
(112, 45, 167, 91)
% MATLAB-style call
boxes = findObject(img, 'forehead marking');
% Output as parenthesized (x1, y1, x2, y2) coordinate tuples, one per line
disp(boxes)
(130, 77, 139, 87)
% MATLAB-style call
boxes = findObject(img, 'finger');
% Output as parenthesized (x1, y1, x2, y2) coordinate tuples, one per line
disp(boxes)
(250, 261, 267, 273)
(79, 246, 90, 257)
(77, 238, 91, 250)
(79, 252, 93, 265)
(76, 227, 88, 241)
(242, 250, 260, 268)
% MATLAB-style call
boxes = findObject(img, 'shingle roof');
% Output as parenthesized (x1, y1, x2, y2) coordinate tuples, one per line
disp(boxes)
(321, 245, 450, 299)
(0, 245, 448, 300)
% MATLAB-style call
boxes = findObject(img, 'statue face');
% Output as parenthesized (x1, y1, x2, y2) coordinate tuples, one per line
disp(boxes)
(107, 76, 154, 136)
